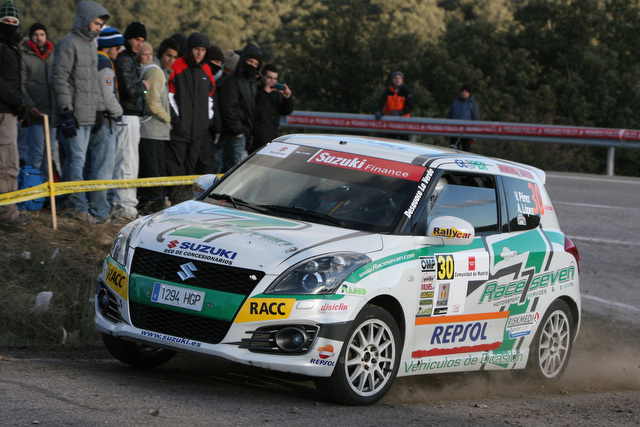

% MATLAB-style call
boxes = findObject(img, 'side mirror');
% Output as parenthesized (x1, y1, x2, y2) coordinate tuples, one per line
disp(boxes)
(193, 174, 219, 200)
(415, 216, 475, 246)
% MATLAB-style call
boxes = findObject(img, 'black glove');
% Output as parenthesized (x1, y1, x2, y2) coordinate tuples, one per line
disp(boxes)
(92, 112, 104, 134)
(18, 102, 32, 128)
(60, 110, 78, 138)
(374, 111, 382, 120)
(389, 110, 401, 116)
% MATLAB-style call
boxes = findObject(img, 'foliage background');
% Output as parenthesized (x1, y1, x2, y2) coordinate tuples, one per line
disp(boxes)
(18, 0, 640, 175)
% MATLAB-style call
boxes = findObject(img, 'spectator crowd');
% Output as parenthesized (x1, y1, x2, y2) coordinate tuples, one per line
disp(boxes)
(0, 0, 294, 225)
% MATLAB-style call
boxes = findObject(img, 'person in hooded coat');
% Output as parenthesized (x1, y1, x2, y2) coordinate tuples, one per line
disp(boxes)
(166, 31, 215, 204)
(216, 42, 263, 173)
(51, 0, 110, 223)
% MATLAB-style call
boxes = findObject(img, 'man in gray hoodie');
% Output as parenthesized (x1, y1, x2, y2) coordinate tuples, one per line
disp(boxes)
(51, 0, 109, 223)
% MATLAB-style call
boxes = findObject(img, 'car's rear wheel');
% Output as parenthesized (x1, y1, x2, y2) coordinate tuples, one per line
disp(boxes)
(315, 305, 402, 406)
(101, 333, 176, 368)
(528, 299, 574, 381)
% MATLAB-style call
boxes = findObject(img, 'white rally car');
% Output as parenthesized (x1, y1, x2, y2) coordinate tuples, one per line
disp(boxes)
(95, 134, 580, 405)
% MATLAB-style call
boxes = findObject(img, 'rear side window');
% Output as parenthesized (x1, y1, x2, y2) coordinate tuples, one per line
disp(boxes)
(423, 172, 499, 234)
(501, 176, 543, 231)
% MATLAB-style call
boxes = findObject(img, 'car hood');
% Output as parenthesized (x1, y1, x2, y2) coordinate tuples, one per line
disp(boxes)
(130, 201, 384, 271)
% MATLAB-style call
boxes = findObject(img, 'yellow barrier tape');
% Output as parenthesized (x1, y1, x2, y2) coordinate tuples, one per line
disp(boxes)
(0, 175, 204, 207)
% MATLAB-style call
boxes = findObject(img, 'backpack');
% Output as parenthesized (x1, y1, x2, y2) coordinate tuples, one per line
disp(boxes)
(18, 166, 45, 211)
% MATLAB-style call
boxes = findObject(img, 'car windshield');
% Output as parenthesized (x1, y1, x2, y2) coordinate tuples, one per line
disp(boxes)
(207, 143, 427, 233)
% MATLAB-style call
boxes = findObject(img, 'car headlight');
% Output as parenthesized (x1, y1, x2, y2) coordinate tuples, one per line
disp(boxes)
(265, 253, 371, 295)
(109, 217, 146, 265)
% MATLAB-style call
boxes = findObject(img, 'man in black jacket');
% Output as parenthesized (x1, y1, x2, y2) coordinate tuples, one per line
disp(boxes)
(166, 32, 215, 203)
(0, 0, 33, 225)
(251, 63, 293, 153)
(217, 42, 262, 172)
(112, 21, 149, 220)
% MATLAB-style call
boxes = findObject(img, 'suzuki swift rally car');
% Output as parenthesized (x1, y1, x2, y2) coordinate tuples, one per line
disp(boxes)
(95, 134, 580, 405)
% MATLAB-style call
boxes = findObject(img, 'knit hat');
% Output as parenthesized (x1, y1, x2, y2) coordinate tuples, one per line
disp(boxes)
(208, 45, 224, 62)
(224, 49, 240, 71)
(187, 32, 209, 50)
(0, 0, 20, 25)
(460, 83, 472, 93)
(392, 71, 404, 79)
(124, 21, 146, 40)
(29, 22, 46, 38)
(98, 26, 124, 48)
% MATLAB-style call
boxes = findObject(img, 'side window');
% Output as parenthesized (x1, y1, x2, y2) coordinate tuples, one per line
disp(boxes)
(501, 176, 543, 231)
(417, 172, 499, 235)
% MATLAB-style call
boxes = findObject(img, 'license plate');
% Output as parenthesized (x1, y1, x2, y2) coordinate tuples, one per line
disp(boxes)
(151, 282, 205, 312)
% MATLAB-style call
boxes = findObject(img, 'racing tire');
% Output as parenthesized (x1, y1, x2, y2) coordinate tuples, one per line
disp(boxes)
(527, 299, 574, 382)
(314, 305, 402, 406)
(101, 333, 177, 369)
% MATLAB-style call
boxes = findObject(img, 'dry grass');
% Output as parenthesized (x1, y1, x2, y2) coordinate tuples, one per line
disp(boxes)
(0, 211, 123, 347)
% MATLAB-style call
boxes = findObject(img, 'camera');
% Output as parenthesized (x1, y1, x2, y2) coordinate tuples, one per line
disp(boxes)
(273, 83, 285, 91)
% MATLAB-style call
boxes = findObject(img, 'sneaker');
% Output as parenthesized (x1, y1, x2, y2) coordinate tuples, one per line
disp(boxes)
(7, 212, 33, 226)
(71, 211, 100, 225)
(112, 206, 139, 221)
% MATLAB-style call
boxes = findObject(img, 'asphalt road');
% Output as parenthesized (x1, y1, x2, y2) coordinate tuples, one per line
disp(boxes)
(0, 172, 639, 426)
(545, 172, 640, 325)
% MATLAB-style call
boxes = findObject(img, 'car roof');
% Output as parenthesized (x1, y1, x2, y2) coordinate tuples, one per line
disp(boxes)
(274, 134, 546, 183)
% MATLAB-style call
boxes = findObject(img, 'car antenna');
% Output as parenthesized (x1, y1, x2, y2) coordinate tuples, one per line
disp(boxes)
(449, 126, 467, 150)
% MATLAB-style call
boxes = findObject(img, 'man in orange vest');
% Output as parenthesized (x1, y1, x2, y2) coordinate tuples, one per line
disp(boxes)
(375, 71, 414, 120)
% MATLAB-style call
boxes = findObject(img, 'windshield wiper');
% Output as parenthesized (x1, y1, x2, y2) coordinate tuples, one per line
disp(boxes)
(259, 204, 346, 227)
(207, 193, 267, 213)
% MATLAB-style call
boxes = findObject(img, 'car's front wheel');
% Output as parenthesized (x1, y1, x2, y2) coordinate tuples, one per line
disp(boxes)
(528, 299, 574, 381)
(101, 333, 177, 368)
(315, 305, 402, 405)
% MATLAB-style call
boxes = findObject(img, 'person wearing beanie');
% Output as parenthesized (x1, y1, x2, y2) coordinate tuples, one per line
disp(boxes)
(51, 0, 110, 224)
(0, 0, 19, 25)
(165, 32, 215, 203)
(19, 20, 59, 179)
(447, 83, 480, 152)
(375, 70, 414, 120)
(373, 70, 414, 140)
(220, 48, 239, 83)
(200, 44, 224, 173)
(111, 21, 149, 220)
(0, 0, 33, 225)
(217, 42, 263, 172)
(208, 44, 224, 81)
(82, 26, 124, 222)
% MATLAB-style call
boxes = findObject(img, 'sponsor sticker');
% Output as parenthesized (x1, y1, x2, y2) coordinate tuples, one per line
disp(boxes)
(310, 344, 336, 366)
(106, 262, 128, 300)
(258, 142, 299, 158)
(506, 311, 540, 339)
(308, 149, 425, 181)
(234, 298, 295, 323)
(420, 256, 436, 272)
(412, 312, 509, 358)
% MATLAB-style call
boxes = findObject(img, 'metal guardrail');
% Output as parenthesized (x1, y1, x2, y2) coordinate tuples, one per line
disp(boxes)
(280, 111, 640, 175)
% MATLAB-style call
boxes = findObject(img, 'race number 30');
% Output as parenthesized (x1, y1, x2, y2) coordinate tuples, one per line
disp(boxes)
(437, 254, 455, 280)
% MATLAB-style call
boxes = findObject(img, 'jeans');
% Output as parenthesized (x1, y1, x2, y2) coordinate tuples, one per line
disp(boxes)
(86, 124, 116, 220)
(221, 134, 246, 173)
(60, 125, 93, 213)
(19, 124, 59, 176)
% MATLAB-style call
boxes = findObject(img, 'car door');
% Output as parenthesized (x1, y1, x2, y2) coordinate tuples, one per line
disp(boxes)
(409, 169, 509, 363)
